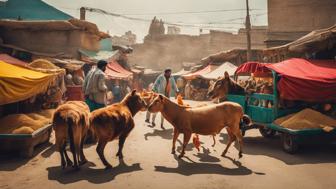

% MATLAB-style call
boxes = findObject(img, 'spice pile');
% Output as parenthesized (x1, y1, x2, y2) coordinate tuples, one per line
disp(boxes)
(0, 109, 55, 134)
(274, 108, 336, 131)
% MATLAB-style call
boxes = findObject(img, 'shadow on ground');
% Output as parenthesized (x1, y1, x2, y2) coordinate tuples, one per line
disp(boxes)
(194, 146, 221, 163)
(0, 141, 53, 171)
(47, 159, 142, 184)
(219, 133, 336, 165)
(144, 128, 173, 140)
(154, 154, 256, 176)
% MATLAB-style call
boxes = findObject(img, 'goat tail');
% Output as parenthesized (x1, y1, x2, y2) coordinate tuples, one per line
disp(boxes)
(67, 117, 75, 154)
(88, 116, 97, 143)
(241, 114, 252, 126)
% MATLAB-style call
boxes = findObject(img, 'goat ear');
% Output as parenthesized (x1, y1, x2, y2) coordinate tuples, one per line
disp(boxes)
(131, 89, 136, 96)
(159, 94, 163, 100)
(224, 71, 229, 79)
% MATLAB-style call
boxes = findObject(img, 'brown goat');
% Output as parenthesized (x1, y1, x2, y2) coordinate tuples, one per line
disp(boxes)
(52, 101, 90, 169)
(90, 90, 147, 169)
(207, 71, 246, 100)
(148, 94, 250, 159)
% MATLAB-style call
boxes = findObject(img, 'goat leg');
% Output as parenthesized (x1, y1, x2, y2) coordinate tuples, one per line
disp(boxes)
(212, 135, 216, 147)
(116, 135, 127, 159)
(221, 133, 236, 157)
(172, 128, 179, 154)
(59, 141, 67, 169)
(62, 143, 73, 168)
(178, 132, 191, 158)
(79, 136, 88, 166)
(96, 140, 112, 169)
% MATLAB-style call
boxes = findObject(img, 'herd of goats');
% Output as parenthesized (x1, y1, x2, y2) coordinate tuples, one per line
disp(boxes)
(52, 72, 252, 170)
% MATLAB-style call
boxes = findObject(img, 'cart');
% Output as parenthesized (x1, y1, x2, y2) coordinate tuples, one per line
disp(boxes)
(0, 124, 52, 158)
(227, 60, 336, 153)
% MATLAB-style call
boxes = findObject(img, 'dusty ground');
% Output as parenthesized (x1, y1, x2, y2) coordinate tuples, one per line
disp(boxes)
(1, 100, 336, 189)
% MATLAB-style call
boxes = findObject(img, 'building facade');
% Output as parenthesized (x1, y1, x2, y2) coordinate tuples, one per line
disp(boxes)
(266, 0, 336, 47)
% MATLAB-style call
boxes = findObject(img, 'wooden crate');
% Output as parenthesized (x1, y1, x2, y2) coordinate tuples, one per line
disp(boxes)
(0, 124, 52, 158)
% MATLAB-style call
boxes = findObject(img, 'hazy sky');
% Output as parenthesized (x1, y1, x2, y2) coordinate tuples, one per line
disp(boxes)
(44, 0, 267, 42)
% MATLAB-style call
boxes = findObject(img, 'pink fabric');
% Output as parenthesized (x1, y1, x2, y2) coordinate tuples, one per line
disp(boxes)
(0, 54, 27, 67)
(105, 60, 132, 79)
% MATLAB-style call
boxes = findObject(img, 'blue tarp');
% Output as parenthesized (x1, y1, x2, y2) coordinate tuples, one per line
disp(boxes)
(0, 0, 72, 20)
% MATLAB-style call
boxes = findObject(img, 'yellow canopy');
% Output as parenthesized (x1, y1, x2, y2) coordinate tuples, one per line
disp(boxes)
(0, 61, 58, 105)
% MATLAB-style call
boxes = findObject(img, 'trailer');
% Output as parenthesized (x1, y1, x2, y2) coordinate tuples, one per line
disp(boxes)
(227, 59, 336, 153)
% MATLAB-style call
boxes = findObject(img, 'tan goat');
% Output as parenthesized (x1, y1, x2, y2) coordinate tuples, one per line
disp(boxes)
(52, 101, 90, 169)
(148, 94, 250, 159)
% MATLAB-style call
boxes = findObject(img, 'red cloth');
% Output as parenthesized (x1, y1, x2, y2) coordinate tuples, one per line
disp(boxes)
(235, 61, 270, 75)
(107, 60, 133, 75)
(105, 60, 132, 79)
(265, 58, 336, 102)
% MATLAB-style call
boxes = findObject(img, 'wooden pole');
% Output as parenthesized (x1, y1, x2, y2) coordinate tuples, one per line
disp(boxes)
(245, 0, 252, 61)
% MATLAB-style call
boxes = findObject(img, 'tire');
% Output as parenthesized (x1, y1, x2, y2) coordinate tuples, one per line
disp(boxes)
(281, 133, 299, 154)
(259, 127, 276, 138)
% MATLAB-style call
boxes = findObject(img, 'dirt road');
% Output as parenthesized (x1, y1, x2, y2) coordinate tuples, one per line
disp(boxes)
(1, 100, 336, 189)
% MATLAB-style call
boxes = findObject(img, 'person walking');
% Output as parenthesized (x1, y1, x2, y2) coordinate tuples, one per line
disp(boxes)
(148, 68, 179, 129)
(83, 60, 108, 111)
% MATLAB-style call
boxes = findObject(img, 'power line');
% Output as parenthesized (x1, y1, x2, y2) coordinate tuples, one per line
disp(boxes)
(121, 8, 264, 15)
(83, 7, 266, 30)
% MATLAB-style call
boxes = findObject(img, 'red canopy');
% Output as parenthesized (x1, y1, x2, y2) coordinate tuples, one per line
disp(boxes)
(235, 61, 270, 76)
(235, 58, 336, 102)
(0, 54, 27, 67)
(265, 58, 336, 102)
(105, 60, 133, 79)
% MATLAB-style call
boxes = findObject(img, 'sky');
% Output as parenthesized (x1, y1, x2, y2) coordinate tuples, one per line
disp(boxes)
(44, 0, 268, 42)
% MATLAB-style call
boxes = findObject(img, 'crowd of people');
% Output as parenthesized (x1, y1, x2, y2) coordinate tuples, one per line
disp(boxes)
(82, 60, 180, 129)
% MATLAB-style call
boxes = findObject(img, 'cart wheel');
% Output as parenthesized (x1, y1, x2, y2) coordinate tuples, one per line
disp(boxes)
(259, 127, 276, 138)
(281, 133, 299, 154)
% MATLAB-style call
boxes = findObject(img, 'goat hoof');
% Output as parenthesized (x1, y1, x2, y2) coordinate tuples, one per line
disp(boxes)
(79, 159, 88, 166)
(239, 152, 243, 159)
(66, 161, 73, 167)
(221, 152, 227, 157)
(171, 150, 175, 154)
(178, 154, 184, 159)
(105, 165, 112, 170)
(72, 165, 80, 170)
(161, 126, 165, 130)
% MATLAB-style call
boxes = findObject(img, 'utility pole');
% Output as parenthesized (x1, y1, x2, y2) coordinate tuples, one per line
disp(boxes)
(245, 0, 252, 61)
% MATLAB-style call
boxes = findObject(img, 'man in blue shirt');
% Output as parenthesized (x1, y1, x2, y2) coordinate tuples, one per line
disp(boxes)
(146, 68, 179, 129)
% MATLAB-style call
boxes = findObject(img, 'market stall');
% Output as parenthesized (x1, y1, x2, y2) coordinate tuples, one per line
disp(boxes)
(0, 59, 65, 157)
(52, 58, 86, 101)
(182, 64, 218, 100)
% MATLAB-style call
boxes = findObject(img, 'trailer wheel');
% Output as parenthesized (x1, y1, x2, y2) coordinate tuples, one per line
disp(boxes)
(281, 133, 299, 154)
(259, 127, 276, 138)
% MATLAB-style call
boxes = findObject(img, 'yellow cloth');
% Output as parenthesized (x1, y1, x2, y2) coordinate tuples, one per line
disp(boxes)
(0, 61, 57, 105)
